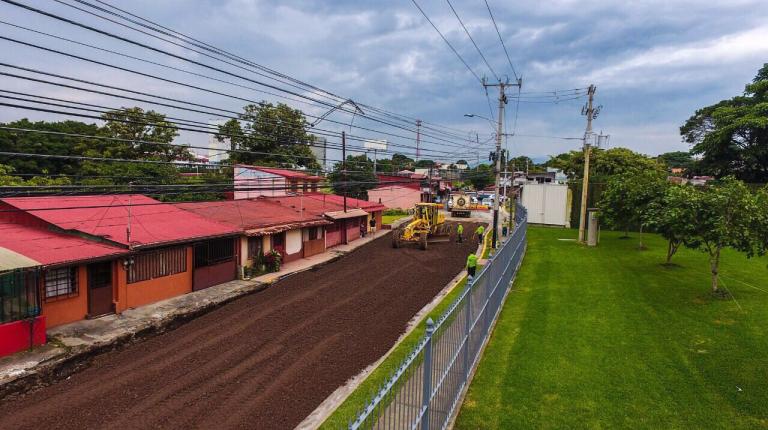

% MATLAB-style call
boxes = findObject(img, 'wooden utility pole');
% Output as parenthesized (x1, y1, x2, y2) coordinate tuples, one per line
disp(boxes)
(578, 85, 597, 243)
(415, 119, 422, 160)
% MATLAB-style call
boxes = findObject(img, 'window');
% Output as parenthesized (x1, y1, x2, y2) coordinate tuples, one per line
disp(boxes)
(128, 246, 187, 284)
(44, 267, 78, 299)
(247, 236, 263, 259)
(1, 269, 40, 322)
(194, 238, 235, 268)
(308, 227, 318, 241)
(272, 233, 284, 248)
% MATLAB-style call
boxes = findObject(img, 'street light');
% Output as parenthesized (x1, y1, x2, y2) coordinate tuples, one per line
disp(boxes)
(463, 113, 494, 123)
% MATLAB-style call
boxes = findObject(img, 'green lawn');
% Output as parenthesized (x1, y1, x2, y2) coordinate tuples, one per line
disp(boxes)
(382, 214, 408, 225)
(456, 227, 768, 430)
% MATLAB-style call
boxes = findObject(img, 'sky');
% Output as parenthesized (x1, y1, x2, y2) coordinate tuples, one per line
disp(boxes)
(1, 0, 767, 165)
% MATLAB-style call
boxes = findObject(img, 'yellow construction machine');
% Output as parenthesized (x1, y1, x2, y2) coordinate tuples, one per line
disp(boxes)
(392, 203, 452, 250)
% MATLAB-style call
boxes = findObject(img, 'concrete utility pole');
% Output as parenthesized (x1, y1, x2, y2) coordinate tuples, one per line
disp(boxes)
(578, 85, 597, 243)
(415, 119, 422, 160)
(342, 131, 347, 212)
(483, 77, 521, 248)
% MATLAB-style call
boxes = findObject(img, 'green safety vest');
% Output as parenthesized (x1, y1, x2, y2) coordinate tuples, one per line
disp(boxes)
(457, 224, 464, 234)
(476, 226, 485, 235)
(467, 254, 478, 268)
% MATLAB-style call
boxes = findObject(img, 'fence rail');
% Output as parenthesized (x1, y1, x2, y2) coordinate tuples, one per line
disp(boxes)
(348, 204, 528, 430)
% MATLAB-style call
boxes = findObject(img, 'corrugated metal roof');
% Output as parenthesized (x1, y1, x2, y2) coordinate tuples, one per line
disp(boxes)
(177, 199, 331, 234)
(1, 195, 239, 249)
(0, 220, 127, 266)
(235, 164, 322, 181)
(324, 209, 369, 220)
(266, 194, 385, 215)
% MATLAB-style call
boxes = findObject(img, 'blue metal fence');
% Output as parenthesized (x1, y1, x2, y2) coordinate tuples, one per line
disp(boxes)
(348, 205, 528, 430)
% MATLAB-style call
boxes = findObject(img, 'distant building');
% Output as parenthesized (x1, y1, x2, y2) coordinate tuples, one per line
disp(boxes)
(309, 136, 328, 171)
(206, 120, 230, 163)
(233, 165, 323, 200)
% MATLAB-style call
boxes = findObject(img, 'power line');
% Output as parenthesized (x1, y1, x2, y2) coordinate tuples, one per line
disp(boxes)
(0, 1, 480, 150)
(409, 0, 483, 85)
(484, 0, 518, 81)
(445, 0, 499, 82)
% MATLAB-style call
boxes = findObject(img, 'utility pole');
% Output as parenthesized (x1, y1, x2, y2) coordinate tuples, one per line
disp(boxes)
(342, 131, 347, 212)
(578, 85, 597, 243)
(415, 119, 422, 160)
(483, 77, 521, 248)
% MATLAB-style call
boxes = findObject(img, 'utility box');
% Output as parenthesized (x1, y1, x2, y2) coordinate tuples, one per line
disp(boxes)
(520, 183, 571, 227)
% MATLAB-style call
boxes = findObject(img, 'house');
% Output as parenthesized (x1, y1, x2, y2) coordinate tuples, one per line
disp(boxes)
(368, 173, 426, 210)
(233, 164, 323, 200)
(265, 194, 382, 247)
(177, 199, 332, 267)
(0, 195, 239, 328)
(0, 246, 46, 357)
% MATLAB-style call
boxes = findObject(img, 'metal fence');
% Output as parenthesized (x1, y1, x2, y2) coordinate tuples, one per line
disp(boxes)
(0, 269, 41, 324)
(348, 204, 528, 430)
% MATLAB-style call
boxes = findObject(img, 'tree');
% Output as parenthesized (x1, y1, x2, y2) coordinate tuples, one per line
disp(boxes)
(507, 156, 534, 172)
(658, 151, 693, 170)
(93, 107, 185, 161)
(328, 155, 377, 199)
(217, 102, 319, 168)
(0, 119, 100, 175)
(545, 147, 664, 181)
(599, 169, 668, 247)
(646, 184, 700, 264)
(414, 159, 435, 168)
(465, 163, 494, 190)
(677, 178, 765, 295)
(0, 164, 71, 186)
(681, 64, 768, 182)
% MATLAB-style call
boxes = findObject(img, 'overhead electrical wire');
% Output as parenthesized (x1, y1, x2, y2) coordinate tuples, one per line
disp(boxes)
(409, 0, 483, 85)
(484, 0, 518, 81)
(445, 0, 499, 82)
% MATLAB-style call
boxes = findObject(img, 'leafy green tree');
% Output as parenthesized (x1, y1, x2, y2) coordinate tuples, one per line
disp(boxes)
(507, 156, 534, 172)
(0, 164, 71, 186)
(91, 107, 184, 161)
(465, 163, 494, 190)
(599, 169, 668, 247)
(328, 155, 377, 199)
(646, 184, 700, 264)
(676, 177, 765, 295)
(414, 159, 435, 168)
(546, 147, 664, 182)
(0, 119, 100, 175)
(216, 102, 319, 169)
(681, 64, 768, 182)
(658, 151, 693, 170)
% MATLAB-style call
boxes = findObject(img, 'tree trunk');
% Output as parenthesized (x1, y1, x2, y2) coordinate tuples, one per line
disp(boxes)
(638, 224, 645, 249)
(666, 239, 674, 264)
(710, 247, 721, 293)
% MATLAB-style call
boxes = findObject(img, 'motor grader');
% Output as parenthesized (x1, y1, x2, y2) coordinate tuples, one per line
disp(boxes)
(392, 203, 451, 250)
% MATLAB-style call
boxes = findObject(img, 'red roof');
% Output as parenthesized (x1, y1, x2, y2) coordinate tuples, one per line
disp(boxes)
(0, 220, 127, 266)
(177, 199, 331, 234)
(1, 195, 239, 249)
(265, 193, 385, 215)
(236, 164, 322, 181)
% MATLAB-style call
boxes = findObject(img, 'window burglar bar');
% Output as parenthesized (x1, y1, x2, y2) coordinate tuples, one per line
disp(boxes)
(194, 238, 235, 268)
(128, 246, 187, 284)
(348, 204, 527, 430)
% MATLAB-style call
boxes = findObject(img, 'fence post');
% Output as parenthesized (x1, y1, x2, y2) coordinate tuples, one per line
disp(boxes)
(464, 281, 472, 379)
(421, 318, 435, 430)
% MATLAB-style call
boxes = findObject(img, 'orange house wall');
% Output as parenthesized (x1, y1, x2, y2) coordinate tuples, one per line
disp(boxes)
(42, 265, 89, 328)
(115, 247, 193, 312)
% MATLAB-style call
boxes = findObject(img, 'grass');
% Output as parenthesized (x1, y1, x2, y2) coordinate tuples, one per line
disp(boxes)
(320, 233, 490, 429)
(456, 227, 768, 430)
(382, 213, 408, 225)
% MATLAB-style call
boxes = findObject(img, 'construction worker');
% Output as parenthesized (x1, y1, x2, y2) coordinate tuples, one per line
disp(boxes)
(456, 223, 464, 243)
(476, 225, 485, 244)
(466, 252, 478, 279)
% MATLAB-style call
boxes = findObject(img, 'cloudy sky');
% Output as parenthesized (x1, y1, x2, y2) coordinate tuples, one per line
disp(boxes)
(1, 0, 767, 164)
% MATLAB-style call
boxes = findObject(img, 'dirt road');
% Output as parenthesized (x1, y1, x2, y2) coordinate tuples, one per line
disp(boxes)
(0, 223, 481, 430)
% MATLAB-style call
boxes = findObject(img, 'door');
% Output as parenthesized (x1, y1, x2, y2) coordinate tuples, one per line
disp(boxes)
(272, 232, 286, 257)
(88, 261, 113, 317)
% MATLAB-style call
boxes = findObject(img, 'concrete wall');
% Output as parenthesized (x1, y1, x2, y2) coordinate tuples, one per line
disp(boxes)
(0, 316, 46, 358)
(115, 247, 194, 311)
(368, 186, 420, 210)
(233, 168, 287, 200)
(42, 265, 89, 328)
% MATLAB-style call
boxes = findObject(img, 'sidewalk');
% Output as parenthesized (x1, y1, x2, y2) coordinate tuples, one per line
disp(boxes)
(0, 226, 395, 398)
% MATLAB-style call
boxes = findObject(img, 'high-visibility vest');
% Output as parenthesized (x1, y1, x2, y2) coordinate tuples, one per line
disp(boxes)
(466, 254, 478, 268)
